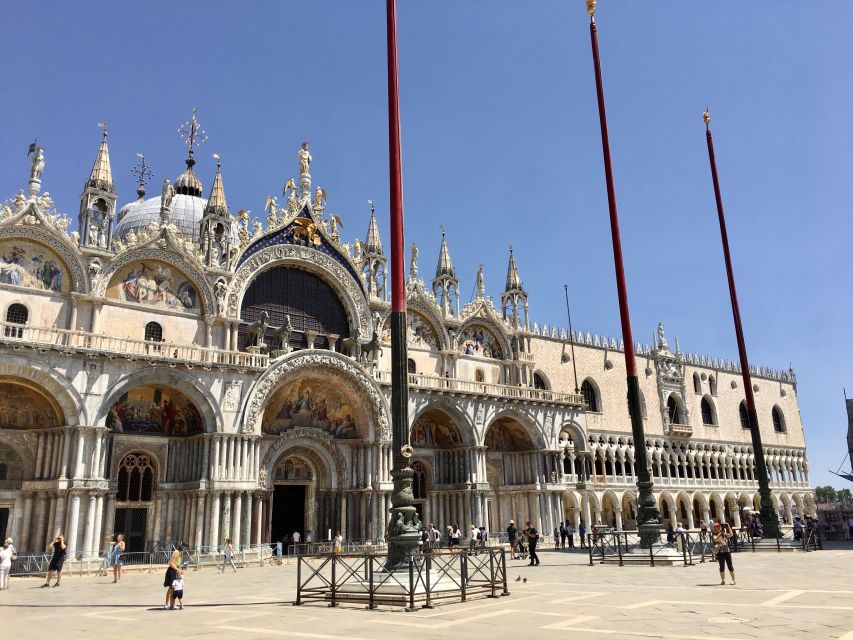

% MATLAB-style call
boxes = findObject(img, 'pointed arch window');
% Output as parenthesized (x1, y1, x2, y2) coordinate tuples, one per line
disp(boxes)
(772, 406, 786, 433)
(693, 373, 701, 394)
(117, 452, 155, 502)
(709, 374, 717, 396)
(412, 461, 428, 500)
(739, 401, 750, 429)
(701, 397, 716, 425)
(533, 372, 548, 390)
(581, 379, 600, 413)
(667, 394, 683, 424)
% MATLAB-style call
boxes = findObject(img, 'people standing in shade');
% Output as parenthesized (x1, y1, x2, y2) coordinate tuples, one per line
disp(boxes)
(712, 522, 735, 585)
(524, 521, 540, 566)
(220, 538, 237, 573)
(292, 530, 301, 546)
(111, 534, 126, 583)
(0, 538, 16, 590)
(578, 520, 587, 548)
(566, 521, 575, 549)
(506, 520, 518, 559)
(164, 545, 183, 609)
(42, 532, 66, 588)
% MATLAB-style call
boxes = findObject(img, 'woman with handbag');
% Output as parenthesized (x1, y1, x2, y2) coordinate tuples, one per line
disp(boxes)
(712, 522, 736, 585)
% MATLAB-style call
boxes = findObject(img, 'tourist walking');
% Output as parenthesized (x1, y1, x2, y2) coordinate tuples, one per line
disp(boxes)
(578, 520, 586, 548)
(111, 534, 125, 583)
(506, 520, 518, 560)
(712, 523, 735, 585)
(42, 532, 66, 588)
(220, 538, 237, 573)
(164, 545, 183, 608)
(169, 569, 185, 610)
(553, 526, 560, 550)
(0, 538, 16, 590)
(567, 521, 575, 548)
(524, 521, 540, 566)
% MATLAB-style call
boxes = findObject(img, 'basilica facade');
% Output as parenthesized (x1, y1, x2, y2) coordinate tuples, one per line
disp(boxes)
(0, 121, 814, 556)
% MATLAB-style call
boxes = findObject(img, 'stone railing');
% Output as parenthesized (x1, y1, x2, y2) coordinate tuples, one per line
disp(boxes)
(373, 370, 584, 407)
(0, 321, 269, 370)
(667, 423, 693, 437)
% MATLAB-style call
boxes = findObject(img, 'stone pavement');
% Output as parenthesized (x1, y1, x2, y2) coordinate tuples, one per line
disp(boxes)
(1, 545, 851, 640)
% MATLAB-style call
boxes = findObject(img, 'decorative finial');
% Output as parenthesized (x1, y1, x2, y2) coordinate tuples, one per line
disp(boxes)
(586, 0, 596, 20)
(368, 199, 375, 215)
(178, 108, 207, 162)
(213, 152, 222, 168)
(509, 241, 513, 254)
(440, 223, 446, 237)
(703, 108, 711, 130)
(131, 152, 153, 200)
(97, 121, 108, 139)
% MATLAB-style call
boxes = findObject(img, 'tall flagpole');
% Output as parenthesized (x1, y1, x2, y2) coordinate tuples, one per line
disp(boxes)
(703, 110, 778, 537)
(585, 0, 660, 545)
(384, 0, 419, 570)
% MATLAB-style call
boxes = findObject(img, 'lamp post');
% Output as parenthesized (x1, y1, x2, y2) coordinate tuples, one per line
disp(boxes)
(703, 110, 778, 537)
(383, 0, 420, 571)
(584, 0, 660, 545)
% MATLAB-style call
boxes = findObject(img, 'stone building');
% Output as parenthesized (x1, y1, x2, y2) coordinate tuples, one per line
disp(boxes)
(0, 123, 814, 556)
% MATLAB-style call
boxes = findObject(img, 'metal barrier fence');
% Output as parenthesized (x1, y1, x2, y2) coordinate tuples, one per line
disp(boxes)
(295, 547, 509, 610)
(287, 539, 388, 557)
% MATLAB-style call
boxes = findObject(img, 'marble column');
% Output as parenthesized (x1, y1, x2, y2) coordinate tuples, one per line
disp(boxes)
(243, 493, 253, 548)
(164, 493, 175, 542)
(66, 492, 82, 557)
(222, 492, 232, 540)
(82, 492, 97, 556)
(103, 495, 116, 542)
(73, 430, 86, 478)
(209, 492, 221, 548)
(20, 494, 34, 553)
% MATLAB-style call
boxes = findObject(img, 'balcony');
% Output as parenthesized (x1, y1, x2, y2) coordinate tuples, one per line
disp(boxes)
(0, 321, 269, 371)
(512, 351, 535, 363)
(667, 423, 693, 438)
(373, 370, 584, 407)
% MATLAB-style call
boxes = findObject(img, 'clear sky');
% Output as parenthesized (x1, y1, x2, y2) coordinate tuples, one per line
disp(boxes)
(0, 1, 850, 489)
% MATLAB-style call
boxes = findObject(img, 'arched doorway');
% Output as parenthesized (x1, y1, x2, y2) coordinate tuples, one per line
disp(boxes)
(114, 452, 156, 554)
(485, 416, 539, 530)
(270, 454, 314, 545)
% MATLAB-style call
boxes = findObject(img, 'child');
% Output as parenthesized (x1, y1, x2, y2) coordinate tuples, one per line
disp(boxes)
(170, 569, 185, 610)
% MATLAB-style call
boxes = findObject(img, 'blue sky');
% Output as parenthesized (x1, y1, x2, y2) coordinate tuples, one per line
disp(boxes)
(1, 2, 850, 488)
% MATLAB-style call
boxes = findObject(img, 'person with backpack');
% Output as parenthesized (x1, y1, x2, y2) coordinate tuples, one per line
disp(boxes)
(524, 521, 540, 566)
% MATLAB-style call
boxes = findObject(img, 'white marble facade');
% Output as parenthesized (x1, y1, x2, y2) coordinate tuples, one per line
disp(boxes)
(0, 136, 814, 556)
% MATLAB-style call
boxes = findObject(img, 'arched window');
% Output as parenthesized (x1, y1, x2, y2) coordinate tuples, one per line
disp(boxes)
(709, 375, 717, 396)
(117, 452, 155, 502)
(144, 321, 163, 342)
(412, 461, 428, 500)
(739, 401, 750, 429)
(407, 358, 417, 374)
(667, 394, 683, 424)
(533, 372, 548, 390)
(4, 303, 28, 338)
(693, 373, 701, 394)
(581, 379, 600, 412)
(701, 397, 716, 425)
(772, 406, 786, 433)
(475, 369, 485, 383)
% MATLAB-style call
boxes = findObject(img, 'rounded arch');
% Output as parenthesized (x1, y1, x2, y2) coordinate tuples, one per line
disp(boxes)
(398, 298, 450, 351)
(0, 222, 89, 293)
(557, 421, 586, 451)
(410, 403, 473, 448)
(96, 367, 222, 434)
(0, 354, 84, 426)
(483, 407, 546, 449)
(260, 432, 346, 490)
(772, 405, 787, 433)
(700, 395, 717, 426)
(484, 415, 536, 451)
(226, 245, 372, 337)
(532, 370, 551, 391)
(244, 350, 390, 440)
(96, 247, 214, 315)
(458, 314, 512, 361)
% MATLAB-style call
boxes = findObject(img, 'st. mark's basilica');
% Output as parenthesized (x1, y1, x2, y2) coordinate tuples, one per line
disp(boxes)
(0, 114, 814, 557)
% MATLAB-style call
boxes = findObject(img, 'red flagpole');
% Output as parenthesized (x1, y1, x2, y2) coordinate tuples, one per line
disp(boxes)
(585, 1, 660, 543)
(703, 110, 778, 537)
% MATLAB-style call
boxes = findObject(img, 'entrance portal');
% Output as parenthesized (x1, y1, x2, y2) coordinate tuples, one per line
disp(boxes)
(271, 485, 306, 545)
(0, 508, 8, 543)
(114, 508, 147, 554)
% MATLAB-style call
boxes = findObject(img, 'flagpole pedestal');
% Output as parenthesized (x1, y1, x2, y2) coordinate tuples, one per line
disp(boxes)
(28, 178, 41, 197)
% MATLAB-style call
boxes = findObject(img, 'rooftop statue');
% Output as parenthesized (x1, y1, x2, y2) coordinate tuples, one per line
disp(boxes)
(298, 142, 312, 175)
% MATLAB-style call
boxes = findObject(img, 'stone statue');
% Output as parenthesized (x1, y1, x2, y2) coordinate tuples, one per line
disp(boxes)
(30, 146, 45, 181)
(87, 257, 102, 281)
(265, 196, 278, 228)
(409, 242, 418, 281)
(246, 310, 270, 348)
(298, 141, 312, 175)
(258, 467, 267, 487)
(161, 177, 175, 211)
(657, 322, 669, 351)
(214, 279, 227, 315)
(475, 263, 485, 299)
(273, 314, 293, 352)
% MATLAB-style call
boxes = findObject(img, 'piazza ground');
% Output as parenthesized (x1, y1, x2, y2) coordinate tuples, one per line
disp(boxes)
(2, 544, 851, 640)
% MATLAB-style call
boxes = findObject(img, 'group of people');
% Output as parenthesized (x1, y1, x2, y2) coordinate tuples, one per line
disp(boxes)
(551, 520, 587, 549)
(506, 519, 542, 565)
(415, 523, 489, 554)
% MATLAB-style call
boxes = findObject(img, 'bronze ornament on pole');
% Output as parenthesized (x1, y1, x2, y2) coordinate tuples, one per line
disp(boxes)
(702, 109, 778, 538)
(584, 0, 660, 546)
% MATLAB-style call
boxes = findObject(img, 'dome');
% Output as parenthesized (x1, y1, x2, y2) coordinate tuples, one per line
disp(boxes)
(115, 193, 207, 243)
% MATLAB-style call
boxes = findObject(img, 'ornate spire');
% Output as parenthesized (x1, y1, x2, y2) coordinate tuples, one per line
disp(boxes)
(205, 154, 229, 217)
(87, 123, 114, 193)
(365, 200, 383, 254)
(175, 109, 206, 197)
(505, 244, 522, 292)
(435, 226, 456, 279)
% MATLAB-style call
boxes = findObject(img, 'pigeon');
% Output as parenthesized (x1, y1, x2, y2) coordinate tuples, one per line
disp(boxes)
(515, 575, 521, 582)
(523, 578, 527, 583)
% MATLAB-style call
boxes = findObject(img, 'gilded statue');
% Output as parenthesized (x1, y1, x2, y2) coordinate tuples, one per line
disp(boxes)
(265, 196, 278, 228)
(298, 141, 312, 175)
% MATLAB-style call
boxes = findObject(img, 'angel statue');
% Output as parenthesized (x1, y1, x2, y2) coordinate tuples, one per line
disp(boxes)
(409, 242, 419, 281)
(298, 141, 312, 175)
(265, 196, 278, 228)
(327, 213, 343, 237)
(313, 186, 326, 210)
